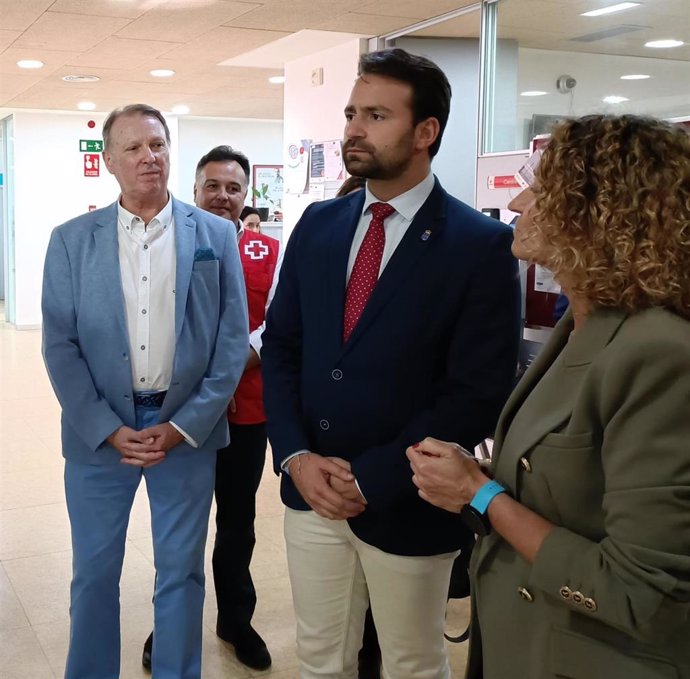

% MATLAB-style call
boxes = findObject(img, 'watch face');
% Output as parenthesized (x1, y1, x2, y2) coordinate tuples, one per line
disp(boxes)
(461, 504, 491, 537)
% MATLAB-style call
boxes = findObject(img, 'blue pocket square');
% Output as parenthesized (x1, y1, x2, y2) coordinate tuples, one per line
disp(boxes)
(194, 248, 216, 262)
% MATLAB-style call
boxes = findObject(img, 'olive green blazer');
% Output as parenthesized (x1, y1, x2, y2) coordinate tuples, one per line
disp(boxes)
(467, 307, 690, 679)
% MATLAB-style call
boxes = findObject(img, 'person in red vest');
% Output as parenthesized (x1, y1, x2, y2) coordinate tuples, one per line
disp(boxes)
(141, 145, 282, 672)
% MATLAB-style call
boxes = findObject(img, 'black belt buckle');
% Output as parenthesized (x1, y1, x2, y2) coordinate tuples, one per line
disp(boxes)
(133, 391, 167, 408)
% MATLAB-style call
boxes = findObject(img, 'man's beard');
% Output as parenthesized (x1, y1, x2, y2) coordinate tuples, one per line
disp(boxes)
(343, 140, 413, 180)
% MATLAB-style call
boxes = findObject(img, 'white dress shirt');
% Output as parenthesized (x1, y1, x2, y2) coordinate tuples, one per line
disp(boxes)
(117, 197, 196, 446)
(117, 197, 176, 392)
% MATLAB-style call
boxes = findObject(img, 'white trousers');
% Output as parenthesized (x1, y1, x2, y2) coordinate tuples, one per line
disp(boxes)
(284, 508, 457, 679)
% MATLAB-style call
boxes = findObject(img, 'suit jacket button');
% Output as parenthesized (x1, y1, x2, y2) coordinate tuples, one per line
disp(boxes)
(332, 369, 343, 381)
(517, 587, 534, 603)
(584, 597, 598, 612)
(559, 586, 572, 600)
(572, 591, 585, 605)
(519, 457, 532, 472)
(319, 419, 330, 431)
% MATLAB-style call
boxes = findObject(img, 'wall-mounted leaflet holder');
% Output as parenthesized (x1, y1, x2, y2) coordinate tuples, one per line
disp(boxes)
(481, 208, 501, 220)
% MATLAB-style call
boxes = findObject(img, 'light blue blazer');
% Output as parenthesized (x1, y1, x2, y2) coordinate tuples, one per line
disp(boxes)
(42, 197, 249, 464)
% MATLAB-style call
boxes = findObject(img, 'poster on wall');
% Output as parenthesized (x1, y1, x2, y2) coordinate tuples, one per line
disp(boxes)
(525, 263, 560, 328)
(83, 154, 100, 177)
(252, 165, 283, 215)
(310, 143, 325, 180)
(323, 140, 345, 181)
(309, 140, 345, 182)
(285, 139, 311, 195)
(534, 265, 560, 294)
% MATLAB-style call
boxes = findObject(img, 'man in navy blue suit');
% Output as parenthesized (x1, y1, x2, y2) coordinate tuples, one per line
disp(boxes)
(262, 49, 521, 679)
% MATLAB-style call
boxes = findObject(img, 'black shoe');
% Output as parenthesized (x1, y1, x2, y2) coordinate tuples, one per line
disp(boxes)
(142, 631, 153, 672)
(217, 624, 272, 671)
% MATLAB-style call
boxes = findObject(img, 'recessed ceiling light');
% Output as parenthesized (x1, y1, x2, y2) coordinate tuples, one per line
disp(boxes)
(78, 101, 97, 111)
(172, 104, 190, 114)
(645, 39, 684, 49)
(520, 91, 547, 97)
(268, 76, 286, 84)
(150, 69, 175, 77)
(62, 74, 101, 83)
(581, 3, 640, 17)
(620, 74, 650, 80)
(17, 59, 44, 69)
(603, 95, 629, 104)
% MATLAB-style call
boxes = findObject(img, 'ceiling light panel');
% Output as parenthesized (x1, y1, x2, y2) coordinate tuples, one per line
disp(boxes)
(17, 60, 44, 69)
(581, 3, 640, 18)
(645, 39, 684, 49)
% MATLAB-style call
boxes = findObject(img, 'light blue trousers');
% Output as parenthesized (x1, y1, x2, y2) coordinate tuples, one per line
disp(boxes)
(63, 406, 215, 679)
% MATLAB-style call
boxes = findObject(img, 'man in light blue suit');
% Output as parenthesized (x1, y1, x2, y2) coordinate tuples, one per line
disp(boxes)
(41, 104, 249, 679)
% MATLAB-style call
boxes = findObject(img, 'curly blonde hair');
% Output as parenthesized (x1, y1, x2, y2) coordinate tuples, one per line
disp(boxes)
(532, 114, 690, 319)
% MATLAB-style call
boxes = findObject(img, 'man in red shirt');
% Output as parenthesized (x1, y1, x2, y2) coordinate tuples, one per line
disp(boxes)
(142, 146, 282, 672)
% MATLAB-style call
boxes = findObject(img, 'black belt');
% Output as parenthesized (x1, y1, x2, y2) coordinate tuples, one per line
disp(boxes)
(133, 391, 167, 408)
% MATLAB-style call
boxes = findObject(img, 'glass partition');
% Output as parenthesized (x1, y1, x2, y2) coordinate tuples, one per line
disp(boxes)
(481, 0, 690, 153)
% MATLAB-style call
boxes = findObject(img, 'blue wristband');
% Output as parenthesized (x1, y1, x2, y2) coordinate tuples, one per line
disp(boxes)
(470, 480, 506, 514)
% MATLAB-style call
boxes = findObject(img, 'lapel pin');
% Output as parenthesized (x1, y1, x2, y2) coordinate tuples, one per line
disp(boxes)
(421, 229, 432, 241)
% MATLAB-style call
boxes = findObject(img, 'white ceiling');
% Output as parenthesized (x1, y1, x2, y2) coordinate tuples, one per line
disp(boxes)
(0, 0, 687, 119)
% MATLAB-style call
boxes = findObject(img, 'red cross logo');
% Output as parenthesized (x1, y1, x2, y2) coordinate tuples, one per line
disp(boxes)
(244, 240, 269, 260)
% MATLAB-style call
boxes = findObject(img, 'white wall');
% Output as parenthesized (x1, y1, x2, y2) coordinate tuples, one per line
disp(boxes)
(12, 111, 126, 327)
(281, 36, 486, 237)
(8, 110, 282, 327)
(396, 37, 482, 208)
(176, 117, 283, 203)
(282, 39, 366, 241)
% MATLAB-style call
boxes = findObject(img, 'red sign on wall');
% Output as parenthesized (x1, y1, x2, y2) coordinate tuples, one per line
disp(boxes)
(487, 175, 520, 189)
(84, 154, 100, 177)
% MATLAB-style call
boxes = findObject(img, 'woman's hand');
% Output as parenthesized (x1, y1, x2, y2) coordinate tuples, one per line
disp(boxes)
(406, 437, 489, 513)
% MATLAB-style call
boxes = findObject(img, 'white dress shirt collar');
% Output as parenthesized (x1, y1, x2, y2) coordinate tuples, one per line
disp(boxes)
(117, 195, 173, 236)
(361, 172, 435, 221)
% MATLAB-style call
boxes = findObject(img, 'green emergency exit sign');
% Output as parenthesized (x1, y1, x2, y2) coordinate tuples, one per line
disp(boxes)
(79, 139, 103, 152)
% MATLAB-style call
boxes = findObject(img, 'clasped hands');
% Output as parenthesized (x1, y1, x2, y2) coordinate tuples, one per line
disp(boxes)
(406, 437, 490, 513)
(107, 423, 184, 468)
(287, 453, 367, 520)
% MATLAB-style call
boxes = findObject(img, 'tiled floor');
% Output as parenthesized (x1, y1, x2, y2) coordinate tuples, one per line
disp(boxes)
(0, 310, 470, 678)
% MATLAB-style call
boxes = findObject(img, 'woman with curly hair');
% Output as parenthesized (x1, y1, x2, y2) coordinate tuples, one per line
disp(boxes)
(407, 114, 690, 679)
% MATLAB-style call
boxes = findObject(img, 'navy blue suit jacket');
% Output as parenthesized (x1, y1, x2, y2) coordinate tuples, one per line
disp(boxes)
(262, 179, 521, 556)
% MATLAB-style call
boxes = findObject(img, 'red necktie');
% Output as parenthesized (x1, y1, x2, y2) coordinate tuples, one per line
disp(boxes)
(343, 202, 395, 341)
